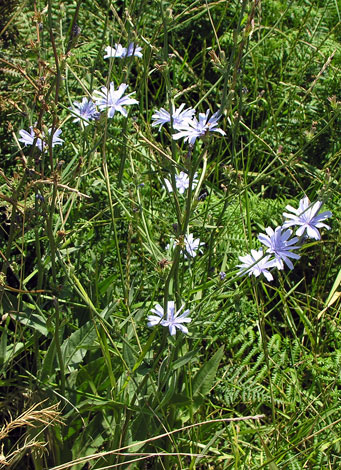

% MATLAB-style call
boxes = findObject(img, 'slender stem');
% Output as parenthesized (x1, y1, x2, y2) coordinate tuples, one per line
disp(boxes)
(65, 0, 82, 53)
(53, 297, 65, 397)
(47, 0, 61, 172)
(117, 119, 128, 188)
(101, 128, 128, 303)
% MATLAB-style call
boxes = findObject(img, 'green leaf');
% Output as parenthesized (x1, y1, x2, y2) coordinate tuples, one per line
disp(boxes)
(172, 349, 199, 370)
(192, 346, 224, 398)
(169, 393, 193, 407)
(15, 312, 48, 336)
(123, 340, 137, 371)
(77, 357, 110, 394)
(4, 342, 25, 365)
(40, 336, 57, 382)
(156, 370, 178, 409)
(71, 414, 105, 470)
(98, 273, 116, 295)
(61, 321, 97, 373)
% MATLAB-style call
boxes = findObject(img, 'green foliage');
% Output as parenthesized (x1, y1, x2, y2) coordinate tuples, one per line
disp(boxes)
(0, 0, 340, 469)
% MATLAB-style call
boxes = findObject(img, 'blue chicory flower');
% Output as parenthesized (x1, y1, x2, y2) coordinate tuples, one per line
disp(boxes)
(166, 233, 204, 259)
(19, 126, 63, 151)
(282, 196, 332, 240)
(151, 103, 195, 131)
(164, 171, 198, 195)
(172, 110, 226, 145)
(237, 248, 276, 282)
(69, 98, 99, 126)
(104, 42, 142, 59)
(93, 82, 138, 118)
(147, 301, 191, 336)
(258, 226, 301, 270)
(184, 233, 204, 258)
(126, 42, 143, 57)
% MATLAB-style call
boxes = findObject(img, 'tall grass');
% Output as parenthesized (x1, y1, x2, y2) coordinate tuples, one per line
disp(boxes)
(0, 0, 340, 468)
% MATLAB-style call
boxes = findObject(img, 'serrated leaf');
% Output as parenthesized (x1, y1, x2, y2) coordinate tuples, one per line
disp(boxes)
(61, 321, 97, 373)
(192, 346, 224, 398)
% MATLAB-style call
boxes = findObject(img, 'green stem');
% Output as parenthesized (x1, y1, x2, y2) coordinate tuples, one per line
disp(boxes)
(102, 133, 128, 303)
(47, 0, 61, 172)
(45, 180, 66, 398)
(53, 297, 65, 397)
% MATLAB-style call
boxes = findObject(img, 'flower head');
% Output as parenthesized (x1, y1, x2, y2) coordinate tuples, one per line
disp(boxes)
(93, 82, 138, 118)
(164, 171, 198, 195)
(282, 196, 332, 240)
(18, 126, 63, 152)
(151, 103, 195, 131)
(258, 226, 301, 270)
(126, 42, 143, 57)
(19, 127, 42, 148)
(237, 249, 276, 282)
(166, 233, 204, 258)
(172, 110, 226, 145)
(104, 44, 127, 59)
(69, 98, 99, 126)
(147, 301, 191, 336)
(104, 42, 142, 59)
(184, 233, 204, 258)
(47, 128, 64, 148)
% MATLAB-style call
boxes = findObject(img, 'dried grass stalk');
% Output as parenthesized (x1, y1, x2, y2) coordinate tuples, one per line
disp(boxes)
(0, 400, 62, 441)
(0, 400, 63, 469)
